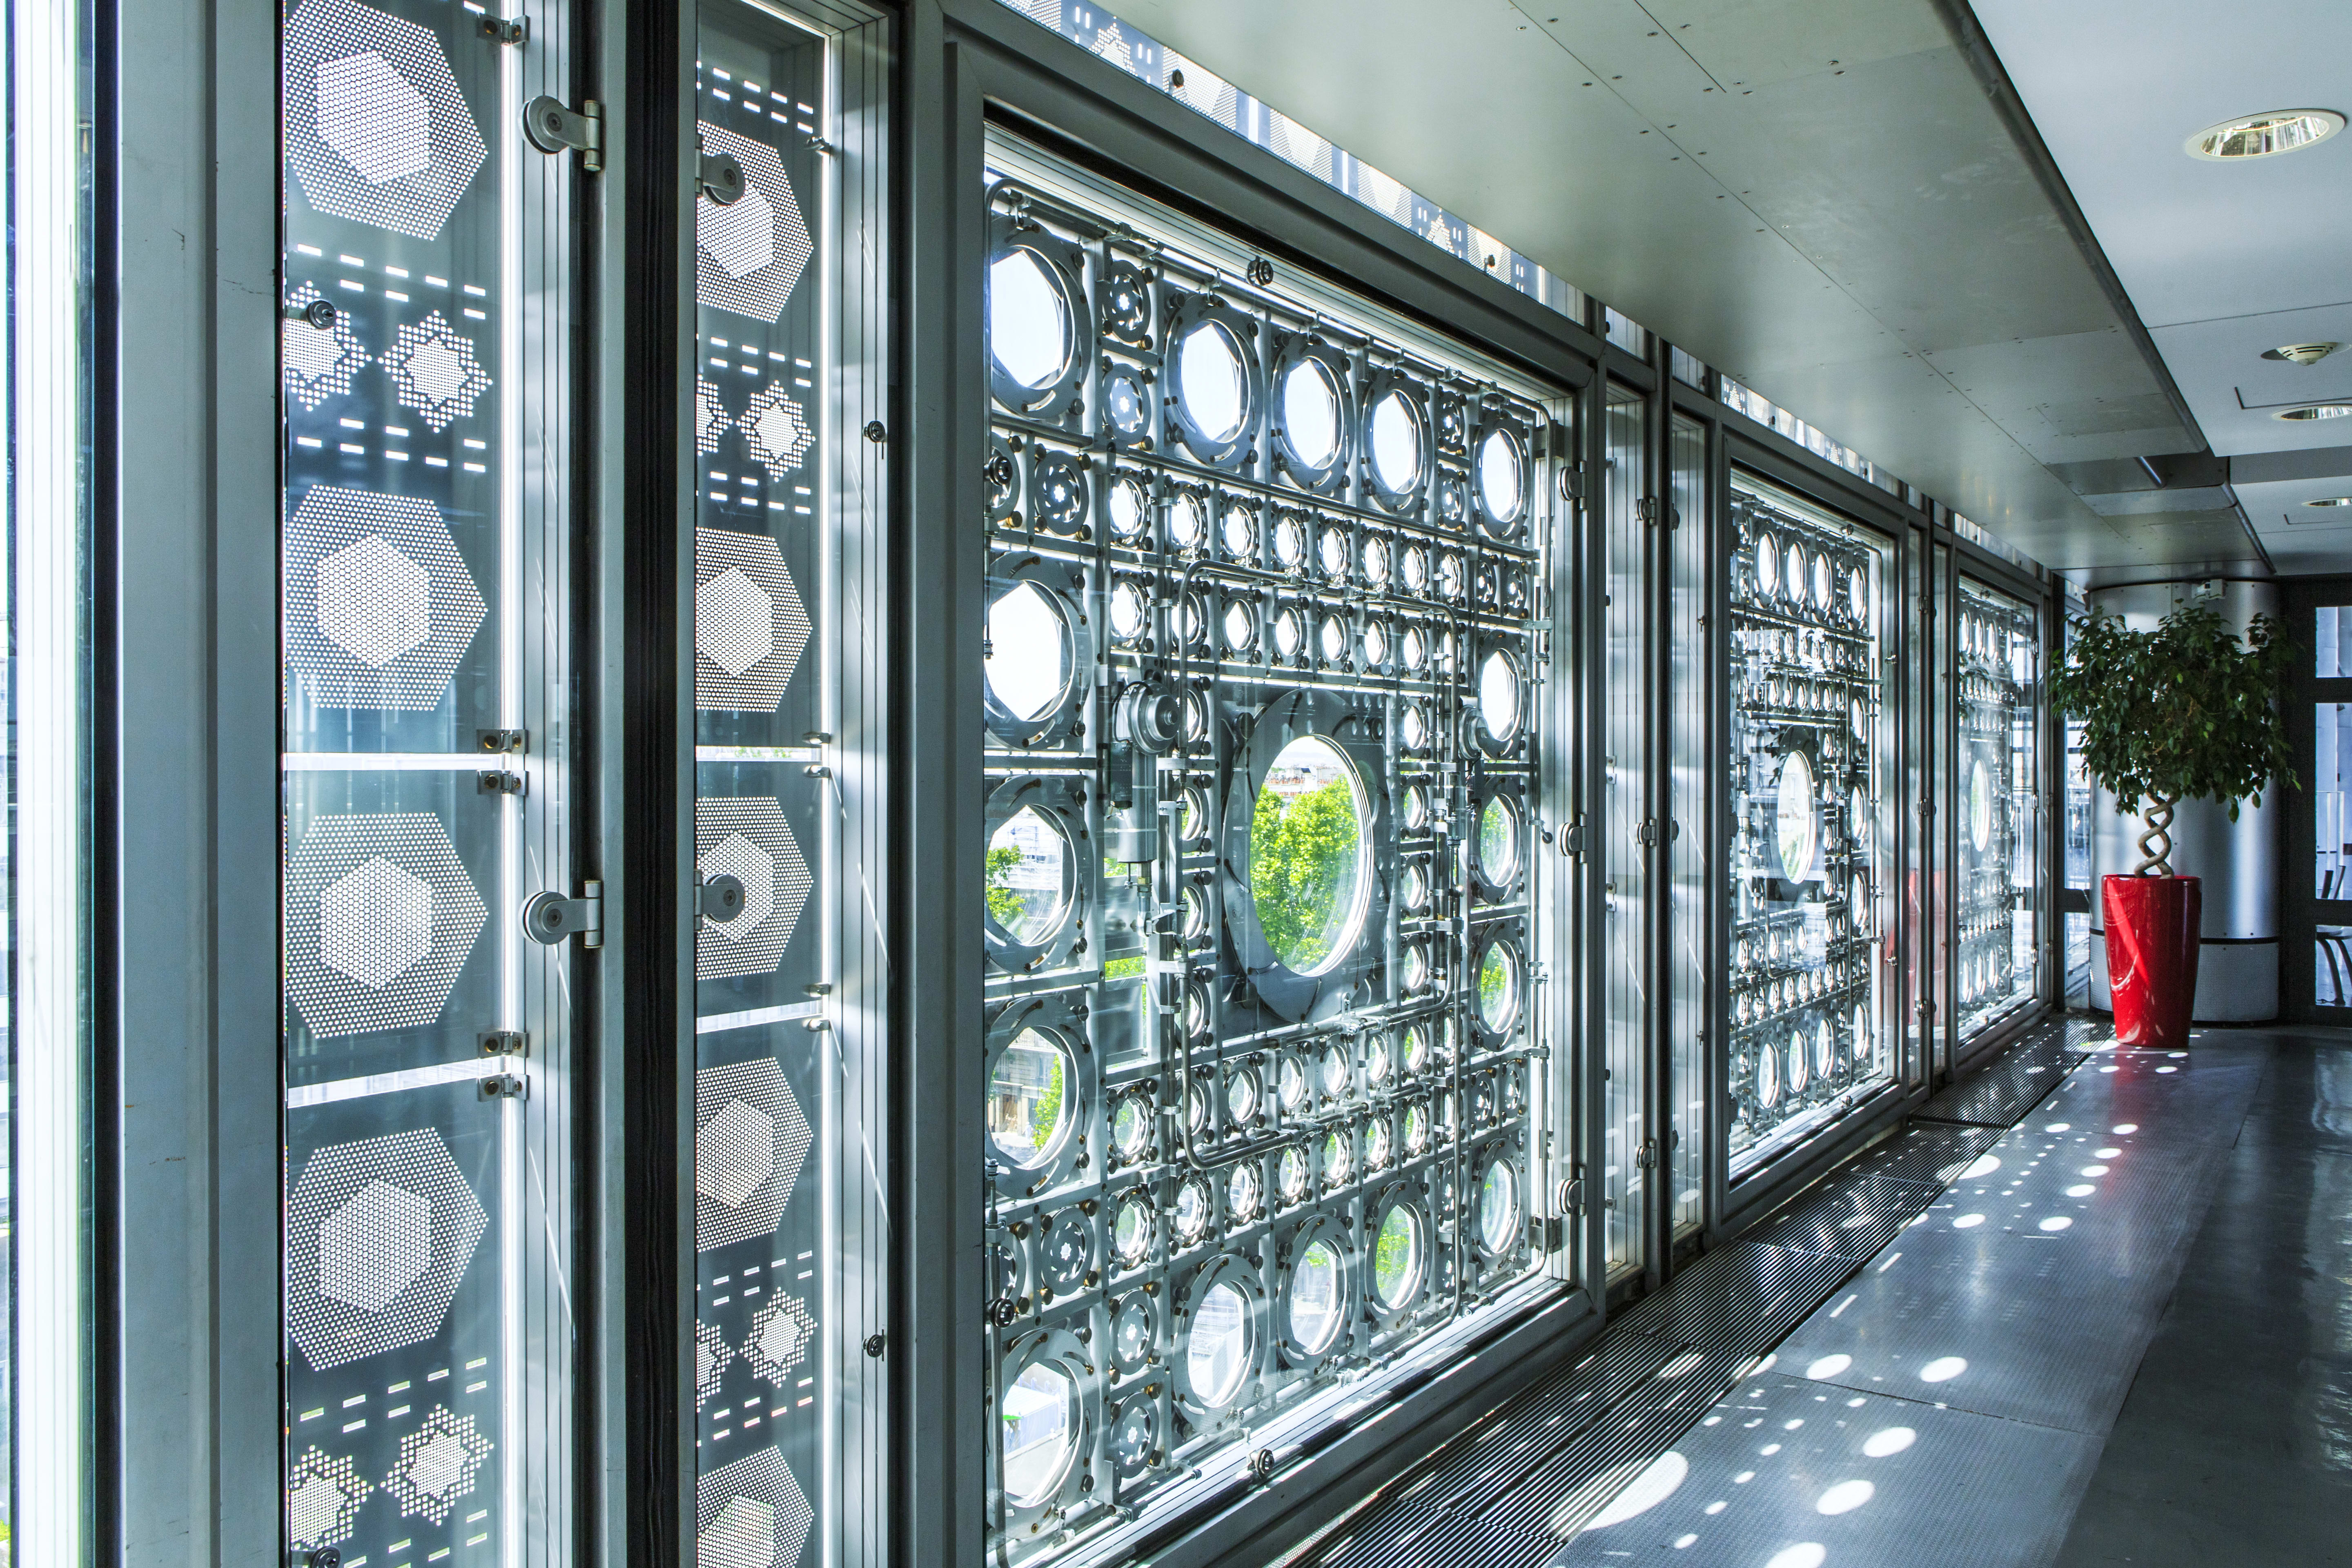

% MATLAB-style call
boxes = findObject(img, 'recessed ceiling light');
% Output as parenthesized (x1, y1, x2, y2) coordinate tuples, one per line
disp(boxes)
(2305, 497, 2352, 508)
(2263, 341, 2342, 365)
(2185, 109, 2343, 160)
(2276, 403, 2352, 421)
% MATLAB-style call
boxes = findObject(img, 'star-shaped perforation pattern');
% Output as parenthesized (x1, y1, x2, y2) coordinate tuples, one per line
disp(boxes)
(384, 1405, 494, 1524)
(740, 1295, 817, 1387)
(287, 1446, 373, 1551)
(696, 1318, 735, 1411)
(739, 383, 814, 479)
(285, 283, 370, 410)
(382, 310, 493, 431)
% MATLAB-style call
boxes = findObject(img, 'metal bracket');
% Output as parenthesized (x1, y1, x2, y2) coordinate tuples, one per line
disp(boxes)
(478, 1029, 528, 1057)
(1635, 1138, 1659, 1171)
(1560, 814, 1586, 862)
(477, 769, 526, 797)
(476, 728, 526, 754)
(700, 873, 747, 923)
(522, 95, 603, 173)
(479, 1073, 526, 1100)
(1557, 1176, 1586, 1217)
(698, 149, 746, 205)
(479, 12, 527, 43)
(1527, 1214, 1564, 1252)
(523, 880, 603, 948)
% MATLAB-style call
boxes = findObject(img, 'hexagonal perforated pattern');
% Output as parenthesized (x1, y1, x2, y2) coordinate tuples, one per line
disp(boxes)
(284, 0, 487, 241)
(287, 1128, 487, 1370)
(694, 798, 813, 981)
(696, 1446, 815, 1568)
(695, 528, 810, 712)
(286, 486, 487, 711)
(695, 122, 813, 323)
(694, 1057, 813, 1253)
(384, 1404, 494, 1524)
(286, 813, 486, 1039)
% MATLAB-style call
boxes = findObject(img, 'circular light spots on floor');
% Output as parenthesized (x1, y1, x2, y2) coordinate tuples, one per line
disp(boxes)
(1816, 1479, 1875, 1515)
(1705, 1501, 1728, 1515)
(2039, 1216, 2073, 1232)
(1734, 1470, 1756, 1484)
(1761, 1442, 1782, 1455)
(2080, 1164, 2109, 1176)
(2095, 1147, 2122, 1158)
(1918, 1356, 1967, 1383)
(1959, 1155, 2002, 1179)
(1862, 1425, 1916, 1457)
(2156, 1065, 2178, 1074)
(1806, 1354, 1853, 1379)
(1582, 1450, 1688, 1530)
(2066, 1183, 2096, 1197)
(1674, 1535, 1698, 1550)
(2112, 1123, 2137, 1134)
(2046, 1122, 2071, 1132)
(2099, 1065, 2118, 1074)
(1765, 1545, 1828, 1568)
(1952, 1213, 1985, 1229)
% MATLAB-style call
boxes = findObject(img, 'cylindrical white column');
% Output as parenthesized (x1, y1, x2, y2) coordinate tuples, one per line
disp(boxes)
(2086, 579, 2280, 1022)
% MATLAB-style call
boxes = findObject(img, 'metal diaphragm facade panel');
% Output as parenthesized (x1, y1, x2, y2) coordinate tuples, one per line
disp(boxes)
(1954, 576, 2041, 1041)
(278, 0, 577, 1562)
(977, 134, 1569, 1565)
(1725, 479, 1898, 1178)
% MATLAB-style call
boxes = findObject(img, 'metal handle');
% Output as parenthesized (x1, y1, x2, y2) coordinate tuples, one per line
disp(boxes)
(523, 881, 602, 947)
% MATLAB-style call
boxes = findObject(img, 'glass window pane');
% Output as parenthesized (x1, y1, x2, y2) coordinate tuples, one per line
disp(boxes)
(1666, 415, 1708, 1236)
(980, 131, 1562, 1561)
(1727, 480, 1895, 1175)
(2320, 704, 2352, 898)
(2319, 927, 2352, 1007)
(1603, 383, 1647, 1270)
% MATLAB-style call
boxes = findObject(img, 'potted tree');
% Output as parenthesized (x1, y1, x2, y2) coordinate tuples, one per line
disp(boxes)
(2049, 601, 2294, 1047)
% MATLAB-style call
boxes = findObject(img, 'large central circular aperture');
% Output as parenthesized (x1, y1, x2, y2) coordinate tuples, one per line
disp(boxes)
(1969, 758, 1993, 853)
(989, 249, 1071, 392)
(1289, 1240, 1344, 1354)
(1369, 391, 1424, 494)
(988, 806, 1073, 944)
(1178, 320, 1248, 445)
(1000, 1361, 1076, 1506)
(1189, 1281, 1252, 1405)
(987, 1028, 1074, 1169)
(1775, 751, 1819, 883)
(1249, 735, 1370, 975)
(986, 580, 1070, 722)
(1282, 359, 1341, 469)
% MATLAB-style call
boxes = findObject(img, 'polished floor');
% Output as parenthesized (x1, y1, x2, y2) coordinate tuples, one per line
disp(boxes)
(1555, 1022, 2352, 1568)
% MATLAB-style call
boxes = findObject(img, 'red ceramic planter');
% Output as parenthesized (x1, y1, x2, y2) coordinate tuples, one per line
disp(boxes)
(2102, 874, 2201, 1049)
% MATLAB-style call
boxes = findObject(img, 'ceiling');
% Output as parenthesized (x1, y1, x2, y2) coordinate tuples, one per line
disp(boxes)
(1084, 0, 2336, 578)
(1971, 0, 2352, 576)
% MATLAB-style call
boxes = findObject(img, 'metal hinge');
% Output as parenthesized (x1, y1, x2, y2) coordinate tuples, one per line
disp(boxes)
(479, 1073, 526, 1100)
(476, 728, 526, 755)
(1635, 1138, 1659, 1171)
(1559, 460, 1586, 503)
(522, 880, 603, 948)
(1557, 1174, 1586, 1217)
(522, 96, 603, 174)
(700, 873, 747, 923)
(699, 149, 746, 205)
(479, 1029, 528, 1058)
(479, 12, 527, 44)
(1560, 813, 1586, 862)
(1528, 1214, 1564, 1253)
(1637, 496, 1660, 527)
(477, 769, 526, 797)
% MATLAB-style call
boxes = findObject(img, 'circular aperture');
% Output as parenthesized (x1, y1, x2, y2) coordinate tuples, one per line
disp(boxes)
(1319, 525, 1351, 579)
(1814, 1017, 1837, 1079)
(1364, 619, 1390, 666)
(1968, 757, 1993, 853)
(1170, 492, 1209, 550)
(1275, 1145, 1308, 1203)
(1812, 552, 1832, 611)
(1278, 1056, 1308, 1112)
(1113, 1196, 1152, 1266)
(1755, 532, 1779, 599)
(1174, 1178, 1210, 1242)
(988, 806, 1074, 944)
(1177, 321, 1249, 446)
(1847, 566, 1867, 624)
(1369, 391, 1424, 495)
(987, 1029, 1075, 1170)
(1250, 735, 1371, 975)
(1223, 506, 1256, 560)
(1477, 428, 1525, 528)
(1274, 514, 1307, 567)
(1757, 1042, 1783, 1107)
(1108, 1401, 1154, 1473)
(1404, 1100, 1430, 1152)
(1478, 942, 1521, 1033)
(1228, 1163, 1261, 1221)
(1321, 1130, 1350, 1186)
(1000, 1360, 1077, 1506)
(1290, 1240, 1345, 1354)
(1108, 580, 1145, 642)
(1282, 360, 1342, 470)
(1479, 1160, 1519, 1254)
(1478, 796, 1521, 889)
(1373, 1204, 1423, 1310)
(1227, 1066, 1261, 1125)
(1188, 1281, 1252, 1405)
(1112, 1096, 1150, 1161)
(989, 249, 1071, 393)
(1775, 752, 1819, 882)
(1479, 649, 1523, 746)
(2186, 109, 2343, 160)
(987, 581, 1071, 723)
(1784, 541, 1808, 606)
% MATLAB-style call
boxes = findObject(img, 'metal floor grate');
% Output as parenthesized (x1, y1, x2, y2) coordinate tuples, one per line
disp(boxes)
(1285, 1023, 2090, 1568)
(1917, 1021, 2086, 1128)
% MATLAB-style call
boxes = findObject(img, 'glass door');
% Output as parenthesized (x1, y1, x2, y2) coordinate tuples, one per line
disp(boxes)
(1600, 382, 1648, 1276)
(687, 2, 890, 1563)
(1953, 576, 2040, 1040)
(278, 1, 579, 1559)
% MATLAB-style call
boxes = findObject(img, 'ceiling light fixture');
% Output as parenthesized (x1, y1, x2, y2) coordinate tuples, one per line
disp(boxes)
(2186, 109, 2343, 160)
(2263, 341, 2342, 365)
(2305, 497, 2352, 508)
(2275, 403, 2352, 421)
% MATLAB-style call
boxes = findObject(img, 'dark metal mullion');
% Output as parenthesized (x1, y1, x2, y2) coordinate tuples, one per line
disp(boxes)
(1704, 403, 1732, 1243)
(1644, 343, 1672, 1288)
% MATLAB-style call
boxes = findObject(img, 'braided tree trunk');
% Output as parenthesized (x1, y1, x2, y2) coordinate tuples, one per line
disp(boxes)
(2134, 793, 2177, 877)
